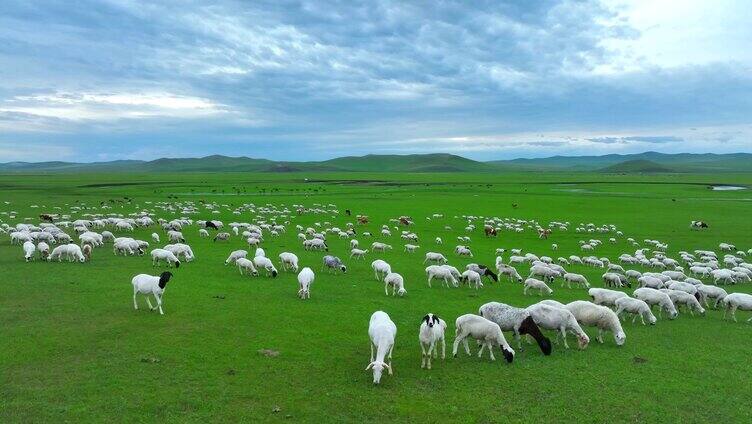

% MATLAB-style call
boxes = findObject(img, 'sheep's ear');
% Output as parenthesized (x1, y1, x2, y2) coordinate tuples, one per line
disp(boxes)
(422, 315, 429, 324)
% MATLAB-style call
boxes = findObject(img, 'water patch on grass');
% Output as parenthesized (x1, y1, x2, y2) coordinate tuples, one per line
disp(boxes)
(711, 185, 747, 191)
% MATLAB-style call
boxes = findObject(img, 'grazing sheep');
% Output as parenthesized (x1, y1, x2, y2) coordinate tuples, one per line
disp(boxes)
(461, 270, 483, 290)
(371, 242, 392, 252)
(151, 249, 180, 268)
(366, 311, 397, 384)
(36, 241, 50, 259)
(297, 267, 314, 299)
(525, 303, 590, 350)
(350, 248, 368, 260)
(435, 237, 443, 245)
(236, 258, 259, 276)
(425, 265, 458, 288)
(661, 289, 705, 316)
(588, 288, 628, 307)
(22, 241, 35, 261)
(524, 278, 553, 296)
(199, 229, 210, 237)
(424, 252, 447, 264)
(253, 256, 279, 277)
(452, 314, 515, 363)
(225, 249, 248, 265)
(279, 252, 299, 272)
(466, 263, 499, 283)
(722, 293, 752, 322)
(167, 230, 185, 243)
(384, 272, 406, 296)
(697, 284, 727, 309)
(151, 233, 160, 243)
(564, 301, 626, 346)
(419, 313, 446, 369)
(131, 272, 173, 315)
(371, 259, 392, 281)
(497, 264, 523, 283)
(403, 244, 419, 253)
(322, 255, 347, 273)
(213, 232, 231, 242)
(638, 275, 665, 289)
(48, 244, 86, 262)
(633, 287, 678, 319)
(563, 273, 590, 288)
(82, 244, 92, 261)
(614, 297, 657, 325)
(479, 302, 552, 354)
(528, 265, 560, 283)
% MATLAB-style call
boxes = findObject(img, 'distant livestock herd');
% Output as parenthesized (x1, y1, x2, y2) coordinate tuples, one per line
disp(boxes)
(3, 201, 752, 385)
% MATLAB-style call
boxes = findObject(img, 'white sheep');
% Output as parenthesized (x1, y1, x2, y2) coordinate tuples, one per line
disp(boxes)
(151, 232, 160, 243)
(131, 271, 173, 315)
(48, 244, 86, 262)
(23, 241, 36, 261)
(403, 244, 419, 253)
(588, 288, 628, 307)
(279, 252, 299, 272)
(562, 273, 590, 288)
(371, 242, 392, 252)
(479, 302, 553, 354)
(366, 311, 397, 384)
(462, 270, 484, 290)
(564, 301, 626, 345)
(423, 252, 447, 264)
(419, 313, 446, 369)
(696, 284, 727, 309)
(526, 302, 590, 349)
(371, 259, 392, 281)
(524, 278, 552, 296)
(350, 248, 368, 260)
(37, 241, 50, 259)
(633, 287, 678, 319)
(614, 297, 657, 325)
(384, 272, 406, 296)
(425, 265, 457, 288)
(225, 249, 248, 265)
(297, 267, 314, 299)
(722, 293, 752, 322)
(236, 258, 259, 276)
(151, 249, 181, 268)
(253, 256, 279, 277)
(661, 289, 705, 316)
(199, 229, 209, 237)
(452, 314, 515, 362)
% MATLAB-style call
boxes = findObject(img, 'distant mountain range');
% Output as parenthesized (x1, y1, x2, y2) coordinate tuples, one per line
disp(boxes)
(1, 152, 750, 173)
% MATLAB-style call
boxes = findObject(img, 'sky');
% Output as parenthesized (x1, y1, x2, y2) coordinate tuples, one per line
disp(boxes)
(0, 0, 751, 162)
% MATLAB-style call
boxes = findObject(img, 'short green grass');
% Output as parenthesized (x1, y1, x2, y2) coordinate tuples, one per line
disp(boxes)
(1, 172, 751, 423)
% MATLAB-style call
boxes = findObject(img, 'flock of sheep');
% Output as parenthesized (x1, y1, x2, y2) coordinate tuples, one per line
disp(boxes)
(3, 199, 752, 385)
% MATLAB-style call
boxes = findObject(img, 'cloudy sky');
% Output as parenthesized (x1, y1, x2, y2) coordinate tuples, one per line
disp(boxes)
(1, 0, 750, 162)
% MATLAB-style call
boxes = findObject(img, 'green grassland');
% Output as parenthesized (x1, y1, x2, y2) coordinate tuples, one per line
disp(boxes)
(1, 171, 752, 423)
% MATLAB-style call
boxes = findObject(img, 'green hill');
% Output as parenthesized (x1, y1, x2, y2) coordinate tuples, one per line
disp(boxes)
(1, 151, 751, 173)
(599, 159, 675, 173)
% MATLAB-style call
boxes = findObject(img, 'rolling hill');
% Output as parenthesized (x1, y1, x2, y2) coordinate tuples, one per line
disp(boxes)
(1, 152, 750, 173)
(598, 159, 674, 173)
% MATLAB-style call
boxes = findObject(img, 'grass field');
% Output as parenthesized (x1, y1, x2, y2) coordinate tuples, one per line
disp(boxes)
(2, 171, 752, 423)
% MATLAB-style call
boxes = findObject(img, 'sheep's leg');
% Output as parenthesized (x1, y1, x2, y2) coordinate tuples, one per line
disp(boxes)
(514, 331, 523, 350)
(560, 328, 570, 349)
(487, 342, 496, 361)
(523, 286, 528, 295)
(155, 294, 164, 315)
(420, 343, 427, 369)
(427, 275, 433, 288)
(477, 342, 485, 358)
(463, 338, 471, 355)
(384, 283, 389, 296)
(387, 345, 394, 374)
(451, 336, 462, 357)
(133, 290, 139, 310)
(440, 337, 446, 359)
(145, 296, 155, 311)
(658, 307, 663, 319)
(597, 329, 604, 343)
(746, 315, 752, 323)
(370, 342, 374, 362)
